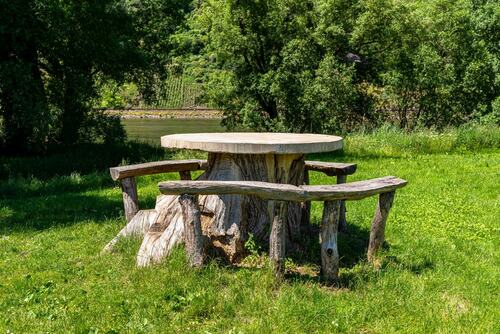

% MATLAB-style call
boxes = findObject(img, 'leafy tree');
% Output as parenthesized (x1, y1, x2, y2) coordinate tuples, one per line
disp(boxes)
(37, 0, 144, 144)
(185, 0, 364, 133)
(185, 0, 498, 131)
(1, 0, 195, 153)
(0, 0, 50, 153)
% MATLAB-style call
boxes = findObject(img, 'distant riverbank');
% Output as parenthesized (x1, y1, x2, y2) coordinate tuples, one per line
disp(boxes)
(122, 118, 224, 144)
(106, 108, 222, 119)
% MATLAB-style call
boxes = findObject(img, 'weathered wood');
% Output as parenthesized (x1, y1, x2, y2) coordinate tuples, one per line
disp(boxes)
(121, 177, 139, 222)
(305, 161, 357, 176)
(194, 152, 305, 262)
(110, 159, 205, 181)
(161, 133, 343, 154)
(301, 169, 311, 228)
(102, 209, 157, 253)
(179, 170, 192, 180)
(367, 191, 395, 262)
(269, 201, 288, 277)
(158, 176, 407, 202)
(179, 195, 205, 267)
(320, 201, 340, 283)
(112, 159, 356, 183)
(136, 195, 185, 267)
(337, 174, 347, 232)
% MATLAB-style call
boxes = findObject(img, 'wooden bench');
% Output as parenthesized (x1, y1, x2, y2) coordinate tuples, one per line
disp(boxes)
(110, 159, 207, 222)
(110, 159, 356, 225)
(158, 176, 407, 282)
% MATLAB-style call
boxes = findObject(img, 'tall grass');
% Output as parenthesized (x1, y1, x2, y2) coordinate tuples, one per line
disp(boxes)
(344, 124, 499, 157)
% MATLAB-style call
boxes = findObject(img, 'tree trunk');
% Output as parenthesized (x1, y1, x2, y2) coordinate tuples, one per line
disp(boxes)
(197, 152, 306, 262)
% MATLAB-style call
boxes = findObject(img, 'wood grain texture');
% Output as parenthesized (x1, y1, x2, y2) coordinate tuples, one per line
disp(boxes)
(269, 201, 288, 277)
(179, 195, 205, 267)
(136, 195, 184, 267)
(158, 176, 407, 202)
(305, 161, 357, 176)
(301, 170, 311, 229)
(110, 159, 205, 181)
(367, 191, 395, 262)
(320, 201, 340, 283)
(111, 159, 356, 182)
(161, 132, 343, 154)
(336, 174, 347, 233)
(192, 152, 305, 261)
(102, 209, 157, 253)
(121, 177, 139, 222)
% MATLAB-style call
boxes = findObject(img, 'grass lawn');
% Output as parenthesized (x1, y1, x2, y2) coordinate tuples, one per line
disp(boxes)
(0, 127, 499, 333)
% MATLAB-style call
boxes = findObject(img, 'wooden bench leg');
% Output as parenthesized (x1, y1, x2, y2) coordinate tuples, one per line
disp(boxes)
(301, 170, 311, 227)
(269, 201, 288, 278)
(320, 200, 340, 283)
(121, 177, 139, 222)
(179, 170, 192, 180)
(336, 174, 347, 232)
(179, 194, 205, 267)
(367, 191, 395, 262)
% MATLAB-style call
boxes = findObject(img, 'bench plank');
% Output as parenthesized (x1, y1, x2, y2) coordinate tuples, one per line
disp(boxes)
(301, 177, 407, 201)
(110, 159, 206, 181)
(158, 176, 407, 202)
(305, 161, 357, 176)
(111, 159, 357, 181)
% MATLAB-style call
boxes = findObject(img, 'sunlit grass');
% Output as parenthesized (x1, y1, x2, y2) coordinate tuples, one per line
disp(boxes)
(0, 127, 499, 333)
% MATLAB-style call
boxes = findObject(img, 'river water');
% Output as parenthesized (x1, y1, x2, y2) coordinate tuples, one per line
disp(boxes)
(122, 118, 224, 145)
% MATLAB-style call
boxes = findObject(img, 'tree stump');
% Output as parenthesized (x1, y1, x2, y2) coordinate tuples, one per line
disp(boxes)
(197, 152, 306, 262)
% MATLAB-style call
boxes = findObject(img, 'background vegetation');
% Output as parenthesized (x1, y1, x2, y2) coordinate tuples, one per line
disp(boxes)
(1, 0, 499, 154)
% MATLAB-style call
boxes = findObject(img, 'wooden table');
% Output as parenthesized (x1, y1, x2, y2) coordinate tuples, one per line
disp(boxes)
(160, 132, 343, 262)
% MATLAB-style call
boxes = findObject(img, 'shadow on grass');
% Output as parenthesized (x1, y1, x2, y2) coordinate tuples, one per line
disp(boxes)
(290, 221, 371, 270)
(0, 141, 172, 180)
(0, 141, 171, 234)
(0, 191, 124, 234)
(283, 220, 433, 288)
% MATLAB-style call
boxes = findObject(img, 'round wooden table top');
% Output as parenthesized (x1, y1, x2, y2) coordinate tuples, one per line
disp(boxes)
(161, 132, 343, 154)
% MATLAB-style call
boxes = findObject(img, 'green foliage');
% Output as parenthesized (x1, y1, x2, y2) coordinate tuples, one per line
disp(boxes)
(351, 0, 499, 129)
(0, 0, 189, 153)
(185, 0, 364, 133)
(0, 133, 498, 332)
(0, 0, 51, 153)
(182, 0, 499, 132)
(99, 82, 141, 109)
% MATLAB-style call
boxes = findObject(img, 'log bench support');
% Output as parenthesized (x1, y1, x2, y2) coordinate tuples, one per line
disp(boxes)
(179, 194, 206, 267)
(304, 161, 357, 232)
(269, 201, 288, 277)
(158, 176, 407, 281)
(367, 191, 395, 262)
(321, 201, 340, 283)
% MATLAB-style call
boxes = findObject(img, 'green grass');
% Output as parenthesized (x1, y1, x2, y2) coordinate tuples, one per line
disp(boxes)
(1, 127, 499, 333)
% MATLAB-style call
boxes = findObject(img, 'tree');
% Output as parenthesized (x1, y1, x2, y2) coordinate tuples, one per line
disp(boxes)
(186, 0, 363, 133)
(0, 0, 50, 153)
(38, 0, 144, 144)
